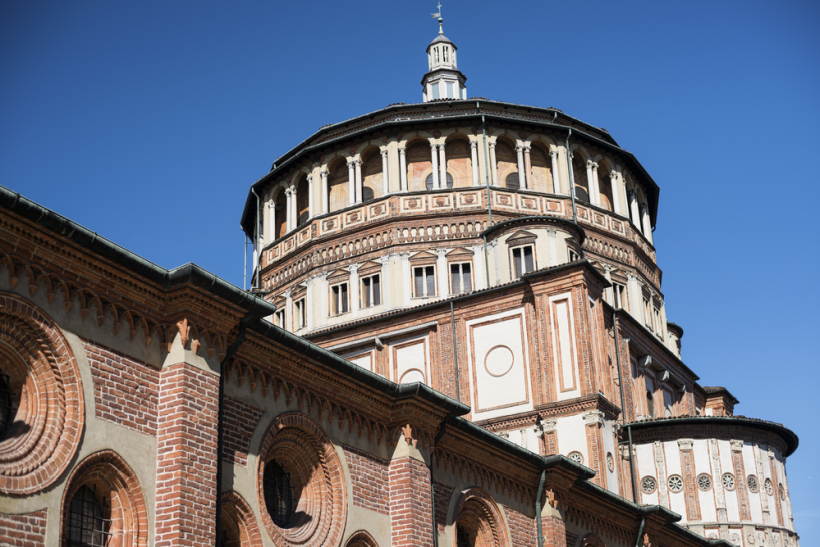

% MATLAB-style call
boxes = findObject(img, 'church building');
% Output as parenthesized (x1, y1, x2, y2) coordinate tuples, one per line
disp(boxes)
(0, 10, 799, 547)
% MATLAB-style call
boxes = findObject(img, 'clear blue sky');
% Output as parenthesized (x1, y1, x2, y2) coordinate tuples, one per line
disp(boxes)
(3, 0, 818, 539)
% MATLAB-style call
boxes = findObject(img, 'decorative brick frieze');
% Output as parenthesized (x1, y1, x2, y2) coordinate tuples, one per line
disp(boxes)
(346, 446, 390, 515)
(86, 341, 158, 435)
(154, 362, 220, 547)
(0, 509, 47, 546)
(221, 397, 263, 465)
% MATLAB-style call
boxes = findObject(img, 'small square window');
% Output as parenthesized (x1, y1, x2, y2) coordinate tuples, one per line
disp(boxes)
(413, 266, 436, 298)
(449, 262, 472, 295)
(511, 245, 535, 279)
(330, 282, 349, 315)
(361, 274, 381, 308)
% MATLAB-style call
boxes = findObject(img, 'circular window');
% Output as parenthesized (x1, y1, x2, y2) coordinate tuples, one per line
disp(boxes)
(747, 474, 759, 493)
(764, 478, 774, 496)
(483, 345, 514, 377)
(0, 294, 84, 495)
(641, 476, 657, 494)
(667, 474, 683, 493)
(697, 473, 713, 491)
(257, 413, 346, 546)
(606, 452, 615, 472)
(568, 451, 584, 465)
(722, 472, 736, 491)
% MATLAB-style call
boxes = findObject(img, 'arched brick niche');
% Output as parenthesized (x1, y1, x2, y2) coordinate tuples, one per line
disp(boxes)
(256, 412, 347, 546)
(60, 449, 148, 546)
(452, 488, 510, 547)
(577, 533, 606, 547)
(0, 292, 84, 495)
(220, 490, 263, 547)
(346, 530, 379, 547)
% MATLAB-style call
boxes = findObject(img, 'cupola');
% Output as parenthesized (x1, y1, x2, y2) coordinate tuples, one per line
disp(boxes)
(421, 4, 467, 102)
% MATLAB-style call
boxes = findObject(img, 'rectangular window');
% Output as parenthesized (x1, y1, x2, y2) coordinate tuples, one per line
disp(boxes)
(294, 298, 306, 329)
(449, 262, 472, 294)
(446, 81, 455, 98)
(413, 265, 436, 298)
(360, 274, 381, 308)
(511, 245, 535, 279)
(568, 248, 580, 262)
(331, 282, 349, 315)
(643, 295, 652, 329)
(662, 389, 674, 417)
(431, 83, 440, 100)
(612, 282, 626, 310)
(274, 308, 285, 328)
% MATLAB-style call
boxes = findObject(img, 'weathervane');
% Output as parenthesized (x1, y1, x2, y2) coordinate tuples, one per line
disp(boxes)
(432, 2, 444, 34)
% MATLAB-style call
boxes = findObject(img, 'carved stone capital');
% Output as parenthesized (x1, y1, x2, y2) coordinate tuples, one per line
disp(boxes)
(582, 410, 605, 426)
(730, 439, 744, 452)
(677, 438, 694, 451)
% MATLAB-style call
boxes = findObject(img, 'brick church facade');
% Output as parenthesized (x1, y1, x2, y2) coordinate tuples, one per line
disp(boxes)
(0, 14, 799, 547)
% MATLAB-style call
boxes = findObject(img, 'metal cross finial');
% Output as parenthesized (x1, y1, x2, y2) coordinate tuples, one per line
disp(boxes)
(432, 2, 444, 34)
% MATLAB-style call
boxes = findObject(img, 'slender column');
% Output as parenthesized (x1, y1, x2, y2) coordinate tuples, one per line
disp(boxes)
(587, 160, 600, 206)
(320, 166, 329, 214)
(522, 142, 532, 190)
(435, 248, 448, 297)
(473, 244, 487, 290)
(641, 207, 653, 244)
(515, 141, 526, 189)
(488, 138, 498, 186)
(629, 191, 641, 228)
(611, 171, 624, 215)
(346, 157, 356, 206)
(283, 289, 293, 331)
(380, 145, 390, 195)
(469, 139, 480, 186)
(438, 143, 447, 188)
(429, 139, 440, 189)
(398, 144, 408, 191)
(284, 188, 293, 232)
(349, 264, 360, 312)
(550, 148, 562, 194)
(354, 157, 362, 203)
(289, 185, 297, 230)
(400, 253, 412, 305)
(266, 199, 274, 244)
(306, 172, 315, 218)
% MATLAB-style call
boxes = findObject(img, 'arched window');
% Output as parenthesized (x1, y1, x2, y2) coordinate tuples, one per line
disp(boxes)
(445, 137, 472, 187)
(65, 485, 110, 546)
(361, 148, 383, 201)
(494, 139, 517, 189)
(452, 489, 508, 547)
(406, 140, 432, 191)
(273, 190, 287, 239)
(572, 154, 590, 202)
(327, 159, 348, 212)
(425, 172, 453, 190)
(219, 491, 262, 547)
(296, 176, 309, 227)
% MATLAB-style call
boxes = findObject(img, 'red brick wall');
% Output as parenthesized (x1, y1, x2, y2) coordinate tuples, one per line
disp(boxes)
(345, 446, 389, 515)
(155, 362, 219, 547)
(222, 397, 263, 465)
(434, 481, 454, 533)
(389, 456, 433, 546)
(505, 505, 536, 546)
(0, 509, 47, 546)
(85, 342, 158, 435)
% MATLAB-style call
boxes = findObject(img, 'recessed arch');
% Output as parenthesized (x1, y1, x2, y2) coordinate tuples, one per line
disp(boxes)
(220, 490, 263, 547)
(60, 449, 148, 547)
(528, 140, 553, 193)
(445, 134, 472, 188)
(571, 151, 590, 203)
(272, 186, 287, 239)
(596, 158, 615, 211)
(451, 488, 510, 547)
(328, 157, 349, 212)
(346, 529, 380, 547)
(296, 174, 310, 227)
(361, 146, 383, 202)
(406, 139, 433, 191)
(495, 137, 518, 190)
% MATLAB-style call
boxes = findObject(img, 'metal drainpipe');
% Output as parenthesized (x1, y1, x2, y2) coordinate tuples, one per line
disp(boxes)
(215, 311, 265, 544)
(564, 129, 578, 225)
(535, 468, 547, 547)
(242, 233, 247, 291)
(634, 515, 646, 547)
(430, 420, 448, 547)
(449, 301, 461, 401)
(613, 311, 638, 502)
(250, 187, 261, 290)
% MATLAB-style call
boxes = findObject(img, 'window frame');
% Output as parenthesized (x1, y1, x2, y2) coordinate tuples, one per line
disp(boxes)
(360, 273, 381, 309)
(294, 297, 306, 330)
(510, 244, 536, 279)
(449, 261, 473, 295)
(412, 265, 437, 298)
(330, 281, 350, 316)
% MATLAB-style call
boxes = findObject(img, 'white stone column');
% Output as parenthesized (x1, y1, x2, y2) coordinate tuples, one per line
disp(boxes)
(611, 171, 625, 216)
(265, 198, 274, 244)
(438, 143, 447, 188)
(307, 172, 315, 218)
(400, 253, 412, 305)
(473, 244, 487, 290)
(429, 139, 440, 189)
(629, 191, 641, 228)
(380, 145, 390, 195)
(284, 187, 293, 232)
(515, 141, 526, 189)
(346, 157, 356, 206)
(488, 138, 498, 186)
(284, 289, 293, 331)
(550, 148, 562, 194)
(469, 138, 480, 186)
(354, 157, 362, 203)
(642, 207, 653, 244)
(398, 143, 408, 192)
(349, 264, 360, 312)
(587, 160, 600, 206)
(626, 275, 644, 324)
(435, 249, 448, 297)
(320, 166, 329, 214)
(522, 142, 532, 190)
